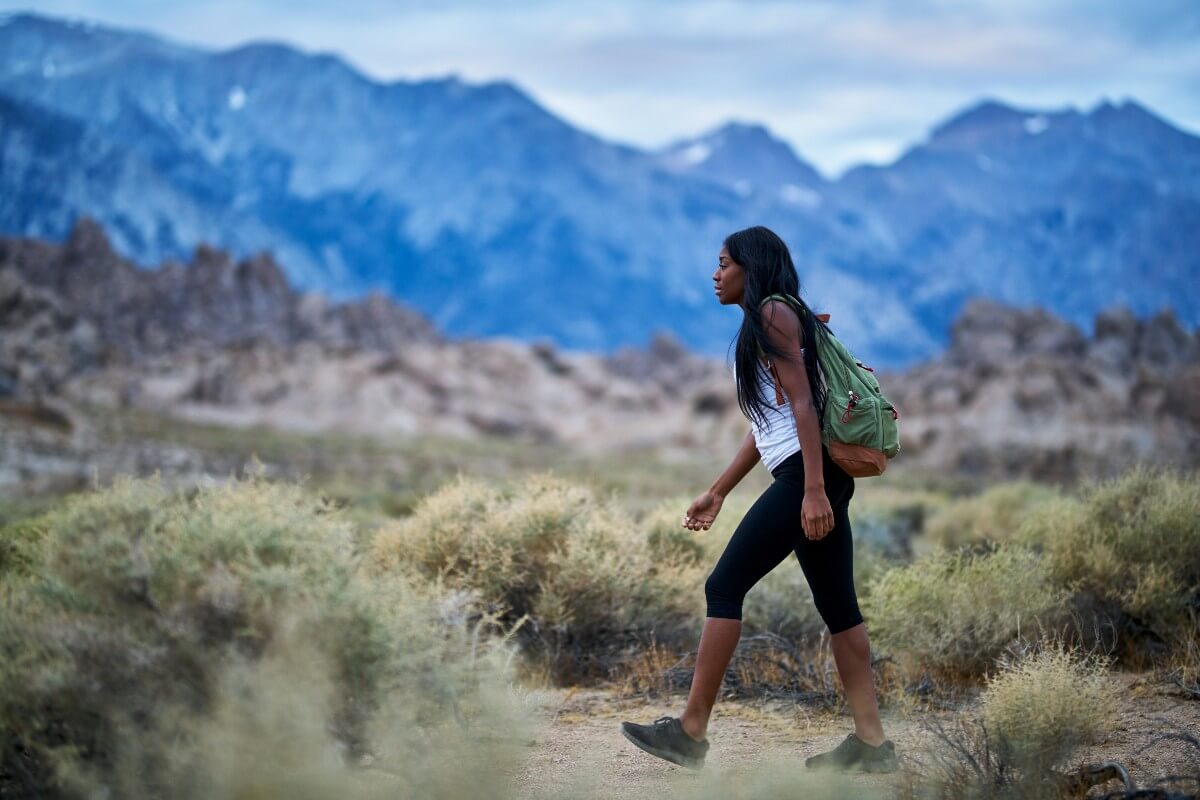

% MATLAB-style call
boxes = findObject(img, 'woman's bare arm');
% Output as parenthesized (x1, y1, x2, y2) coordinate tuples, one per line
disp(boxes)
(708, 429, 761, 498)
(684, 430, 759, 531)
(761, 299, 835, 538)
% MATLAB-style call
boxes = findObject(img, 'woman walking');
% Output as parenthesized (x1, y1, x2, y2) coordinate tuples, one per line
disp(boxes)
(620, 226, 897, 773)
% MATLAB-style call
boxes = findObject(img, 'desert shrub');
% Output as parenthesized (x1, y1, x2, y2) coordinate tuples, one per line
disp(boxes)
(981, 640, 1117, 771)
(1017, 464, 1200, 656)
(923, 480, 1062, 550)
(0, 473, 524, 799)
(863, 545, 1065, 677)
(637, 491, 757, 563)
(372, 473, 706, 681)
(846, 483, 951, 560)
(639, 496, 712, 568)
(0, 512, 50, 579)
(741, 565, 825, 640)
(893, 714, 1139, 800)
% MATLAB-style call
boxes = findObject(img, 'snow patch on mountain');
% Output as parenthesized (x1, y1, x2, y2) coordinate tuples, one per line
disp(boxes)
(1024, 115, 1049, 135)
(780, 183, 820, 207)
(680, 142, 711, 165)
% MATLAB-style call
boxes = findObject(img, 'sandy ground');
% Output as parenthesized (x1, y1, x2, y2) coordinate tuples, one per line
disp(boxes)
(509, 673, 1199, 799)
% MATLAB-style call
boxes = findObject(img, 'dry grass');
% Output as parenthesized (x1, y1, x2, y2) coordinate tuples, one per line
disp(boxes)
(1161, 608, 1200, 700)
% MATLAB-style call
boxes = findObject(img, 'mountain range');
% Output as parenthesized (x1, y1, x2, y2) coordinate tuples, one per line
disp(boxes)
(1, 11, 1197, 367)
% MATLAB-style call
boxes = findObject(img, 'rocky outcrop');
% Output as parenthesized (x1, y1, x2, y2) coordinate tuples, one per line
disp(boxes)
(603, 332, 738, 417)
(0, 268, 100, 401)
(0, 218, 439, 384)
(2, 224, 1197, 491)
(878, 298, 1200, 481)
(0, 221, 738, 461)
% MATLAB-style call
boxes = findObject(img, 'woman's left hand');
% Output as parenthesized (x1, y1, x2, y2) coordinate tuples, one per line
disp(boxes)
(801, 491, 835, 540)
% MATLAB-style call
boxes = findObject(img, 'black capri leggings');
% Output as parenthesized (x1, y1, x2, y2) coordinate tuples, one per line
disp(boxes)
(704, 443, 864, 634)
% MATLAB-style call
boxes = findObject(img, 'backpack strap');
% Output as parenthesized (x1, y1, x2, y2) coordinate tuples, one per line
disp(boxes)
(759, 293, 830, 324)
(757, 293, 829, 405)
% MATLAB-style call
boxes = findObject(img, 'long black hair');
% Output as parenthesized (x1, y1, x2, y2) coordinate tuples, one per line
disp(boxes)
(725, 225, 831, 431)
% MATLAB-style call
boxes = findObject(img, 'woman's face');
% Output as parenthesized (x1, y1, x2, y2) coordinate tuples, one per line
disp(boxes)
(713, 246, 745, 306)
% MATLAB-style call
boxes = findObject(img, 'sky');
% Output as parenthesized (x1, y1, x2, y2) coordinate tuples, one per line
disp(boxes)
(7, 0, 1200, 177)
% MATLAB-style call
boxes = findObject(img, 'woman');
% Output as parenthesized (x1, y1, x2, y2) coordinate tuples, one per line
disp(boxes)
(620, 226, 897, 773)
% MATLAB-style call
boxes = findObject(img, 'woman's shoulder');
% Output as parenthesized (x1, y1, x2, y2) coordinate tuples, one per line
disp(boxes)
(759, 294, 802, 318)
(759, 297, 802, 333)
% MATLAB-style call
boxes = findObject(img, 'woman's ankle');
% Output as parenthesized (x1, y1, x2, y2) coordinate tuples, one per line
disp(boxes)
(678, 711, 708, 742)
(854, 727, 886, 747)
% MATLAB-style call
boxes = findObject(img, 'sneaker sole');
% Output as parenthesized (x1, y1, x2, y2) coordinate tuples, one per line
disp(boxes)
(620, 725, 705, 770)
(857, 758, 899, 774)
(805, 755, 899, 774)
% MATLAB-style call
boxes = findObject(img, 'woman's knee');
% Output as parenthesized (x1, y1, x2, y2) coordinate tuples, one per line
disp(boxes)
(816, 595, 863, 635)
(704, 572, 744, 620)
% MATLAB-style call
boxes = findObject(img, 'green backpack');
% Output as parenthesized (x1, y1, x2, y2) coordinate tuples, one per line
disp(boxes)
(758, 292, 901, 477)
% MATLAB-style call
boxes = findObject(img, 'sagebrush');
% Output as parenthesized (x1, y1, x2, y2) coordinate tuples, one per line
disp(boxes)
(1017, 464, 1200, 660)
(863, 545, 1064, 677)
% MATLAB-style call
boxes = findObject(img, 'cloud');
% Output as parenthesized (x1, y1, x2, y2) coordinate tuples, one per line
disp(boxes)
(6, 0, 1198, 174)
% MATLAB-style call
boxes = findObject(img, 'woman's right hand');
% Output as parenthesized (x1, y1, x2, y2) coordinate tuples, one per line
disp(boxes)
(801, 490, 835, 540)
(683, 491, 724, 531)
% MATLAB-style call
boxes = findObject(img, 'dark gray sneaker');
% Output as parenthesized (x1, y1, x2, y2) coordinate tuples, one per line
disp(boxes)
(620, 716, 709, 769)
(805, 732, 899, 773)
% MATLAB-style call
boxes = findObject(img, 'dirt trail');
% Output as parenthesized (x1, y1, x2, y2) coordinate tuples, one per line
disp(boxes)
(511, 674, 1199, 799)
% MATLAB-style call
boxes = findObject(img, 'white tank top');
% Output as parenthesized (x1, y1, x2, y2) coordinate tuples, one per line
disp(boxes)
(748, 348, 805, 472)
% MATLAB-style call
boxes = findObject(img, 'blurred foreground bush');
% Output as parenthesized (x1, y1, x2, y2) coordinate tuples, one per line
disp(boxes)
(0, 474, 524, 799)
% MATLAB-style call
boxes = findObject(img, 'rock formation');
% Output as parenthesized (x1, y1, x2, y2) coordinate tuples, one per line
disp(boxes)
(879, 298, 1200, 480)
(2, 222, 1197, 493)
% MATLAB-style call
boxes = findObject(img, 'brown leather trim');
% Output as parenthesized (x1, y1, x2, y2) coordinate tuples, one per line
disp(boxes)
(827, 441, 888, 477)
(767, 359, 785, 405)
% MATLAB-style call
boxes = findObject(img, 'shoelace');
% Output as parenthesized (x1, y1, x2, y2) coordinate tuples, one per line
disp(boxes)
(652, 716, 675, 727)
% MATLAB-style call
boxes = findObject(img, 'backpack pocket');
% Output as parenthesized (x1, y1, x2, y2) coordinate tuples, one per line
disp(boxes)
(829, 392, 883, 448)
